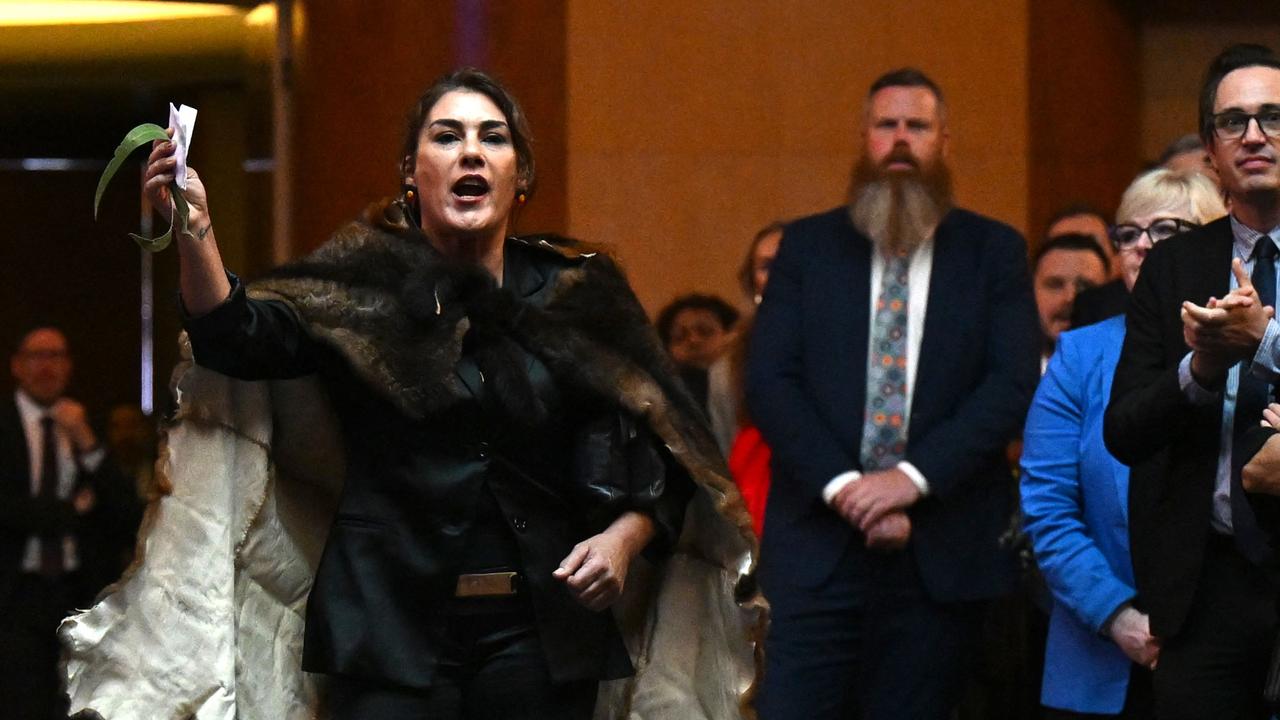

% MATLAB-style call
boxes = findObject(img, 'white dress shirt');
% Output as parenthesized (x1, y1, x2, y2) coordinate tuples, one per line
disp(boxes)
(823, 239, 935, 504)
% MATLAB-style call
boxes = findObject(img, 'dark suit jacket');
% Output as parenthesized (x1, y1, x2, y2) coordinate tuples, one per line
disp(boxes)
(1104, 217, 1280, 639)
(746, 206, 1039, 603)
(0, 397, 130, 611)
(185, 238, 691, 689)
(1071, 278, 1128, 329)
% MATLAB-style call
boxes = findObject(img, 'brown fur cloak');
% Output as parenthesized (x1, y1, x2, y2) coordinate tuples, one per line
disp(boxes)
(60, 201, 764, 720)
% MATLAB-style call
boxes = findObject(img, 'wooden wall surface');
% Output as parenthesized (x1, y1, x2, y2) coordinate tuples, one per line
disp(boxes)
(289, 0, 568, 254)
(565, 0, 1032, 313)
(1027, 0, 1141, 245)
(9, 0, 1272, 422)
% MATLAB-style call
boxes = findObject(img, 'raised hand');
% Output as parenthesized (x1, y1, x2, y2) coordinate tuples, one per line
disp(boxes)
(50, 398, 98, 453)
(1183, 259, 1275, 385)
(143, 127, 211, 228)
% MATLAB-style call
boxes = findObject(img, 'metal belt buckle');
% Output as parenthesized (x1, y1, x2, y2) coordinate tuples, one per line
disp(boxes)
(455, 571, 519, 598)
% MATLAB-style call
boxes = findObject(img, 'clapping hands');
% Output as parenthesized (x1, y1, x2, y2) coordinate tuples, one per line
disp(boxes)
(1183, 259, 1274, 385)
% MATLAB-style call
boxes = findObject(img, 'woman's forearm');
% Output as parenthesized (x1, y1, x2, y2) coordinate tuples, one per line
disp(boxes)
(604, 510, 656, 558)
(178, 208, 232, 316)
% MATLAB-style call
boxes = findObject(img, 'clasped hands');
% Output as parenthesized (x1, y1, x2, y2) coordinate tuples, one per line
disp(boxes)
(1183, 258, 1274, 385)
(832, 468, 920, 551)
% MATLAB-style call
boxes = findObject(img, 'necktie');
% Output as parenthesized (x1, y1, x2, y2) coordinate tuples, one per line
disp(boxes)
(1230, 236, 1276, 564)
(861, 252, 910, 471)
(38, 416, 64, 577)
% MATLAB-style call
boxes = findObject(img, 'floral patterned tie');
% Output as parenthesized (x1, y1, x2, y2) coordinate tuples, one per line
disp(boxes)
(861, 253, 910, 471)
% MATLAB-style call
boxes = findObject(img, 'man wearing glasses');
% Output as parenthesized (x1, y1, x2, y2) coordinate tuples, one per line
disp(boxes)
(1105, 44, 1280, 719)
(1, 326, 112, 718)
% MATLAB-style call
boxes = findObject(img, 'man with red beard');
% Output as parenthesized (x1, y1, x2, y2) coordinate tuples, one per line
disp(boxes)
(747, 68, 1039, 719)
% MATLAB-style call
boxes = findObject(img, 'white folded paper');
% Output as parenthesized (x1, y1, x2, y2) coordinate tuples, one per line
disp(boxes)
(168, 103, 198, 191)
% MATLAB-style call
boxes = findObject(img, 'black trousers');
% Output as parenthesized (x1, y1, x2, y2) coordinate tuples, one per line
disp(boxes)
(0, 573, 79, 720)
(328, 597, 598, 720)
(756, 540, 984, 720)
(1150, 535, 1277, 720)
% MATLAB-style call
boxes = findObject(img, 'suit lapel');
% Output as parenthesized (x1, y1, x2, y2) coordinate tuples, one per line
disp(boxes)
(0, 398, 30, 498)
(454, 241, 550, 402)
(912, 215, 958, 429)
(455, 359, 485, 401)
(829, 220, 872, 443)
(848, 232, 871, 386)
(1100, 320, 1131, 525)
(1186, 218, 1235, 307)
(505, 240, 551, 302)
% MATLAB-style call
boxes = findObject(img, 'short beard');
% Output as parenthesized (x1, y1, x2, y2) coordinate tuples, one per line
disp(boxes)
(848, 153, 953, 256)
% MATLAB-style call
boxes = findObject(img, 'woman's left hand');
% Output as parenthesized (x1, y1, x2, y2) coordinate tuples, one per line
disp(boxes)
(553, 512, 654, 612)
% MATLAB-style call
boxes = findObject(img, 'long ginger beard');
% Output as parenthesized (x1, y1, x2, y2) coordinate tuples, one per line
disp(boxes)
(848, 146, 954, 257)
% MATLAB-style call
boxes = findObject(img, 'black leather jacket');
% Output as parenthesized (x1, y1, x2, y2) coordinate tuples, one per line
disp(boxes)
(184, 238, 692, 688)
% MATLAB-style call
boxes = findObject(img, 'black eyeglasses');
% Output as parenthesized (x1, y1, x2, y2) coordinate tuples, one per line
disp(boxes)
(1212, 107, 1280, 141)
(1111, 218, 1199, 248)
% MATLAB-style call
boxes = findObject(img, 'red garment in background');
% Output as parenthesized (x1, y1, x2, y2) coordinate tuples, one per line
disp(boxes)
(728, 425, 771, 537)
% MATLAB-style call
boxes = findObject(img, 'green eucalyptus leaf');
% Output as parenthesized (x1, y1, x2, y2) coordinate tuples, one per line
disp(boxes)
(93, 123, 169, 219)
(127, 180, 187, 252)
(127, 231, 171, 252)
(95, 122, 189, 253)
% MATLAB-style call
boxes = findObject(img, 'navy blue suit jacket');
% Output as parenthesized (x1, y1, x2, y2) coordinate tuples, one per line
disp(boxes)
(746, 206, 1039, 602)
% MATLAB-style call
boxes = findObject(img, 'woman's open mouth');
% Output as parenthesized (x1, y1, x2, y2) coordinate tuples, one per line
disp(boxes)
(452, 175, 490, 202)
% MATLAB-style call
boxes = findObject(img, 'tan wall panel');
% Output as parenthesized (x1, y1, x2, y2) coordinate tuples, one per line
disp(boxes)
(290, 1, 567, 256)
(1140, 24, 1280, 165)
(473, 0, 569, 238)
(291, 2, 455, 254)
(566, 0, 1030, 314)
(1027, 0, 1140, 246)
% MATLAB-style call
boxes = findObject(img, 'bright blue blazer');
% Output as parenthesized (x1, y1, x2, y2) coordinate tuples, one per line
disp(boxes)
(1021, 315, 1135, 714)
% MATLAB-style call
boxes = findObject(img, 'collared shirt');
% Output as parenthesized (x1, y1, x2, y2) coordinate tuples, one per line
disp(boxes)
(823, 238, 935, 504)
(1178, 215, 1280, 533)
(14, 390, 104, 572)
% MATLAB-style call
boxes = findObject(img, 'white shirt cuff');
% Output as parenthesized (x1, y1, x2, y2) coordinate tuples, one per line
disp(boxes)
(822, 471, 861, 505)
(1250, 318, 1280, 383)
(1178, 352, 1220, 405)
(897, 461, 930, 496)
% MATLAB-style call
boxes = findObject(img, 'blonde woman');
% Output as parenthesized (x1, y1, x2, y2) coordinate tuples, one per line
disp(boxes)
(1021, 168, 1226, 719)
